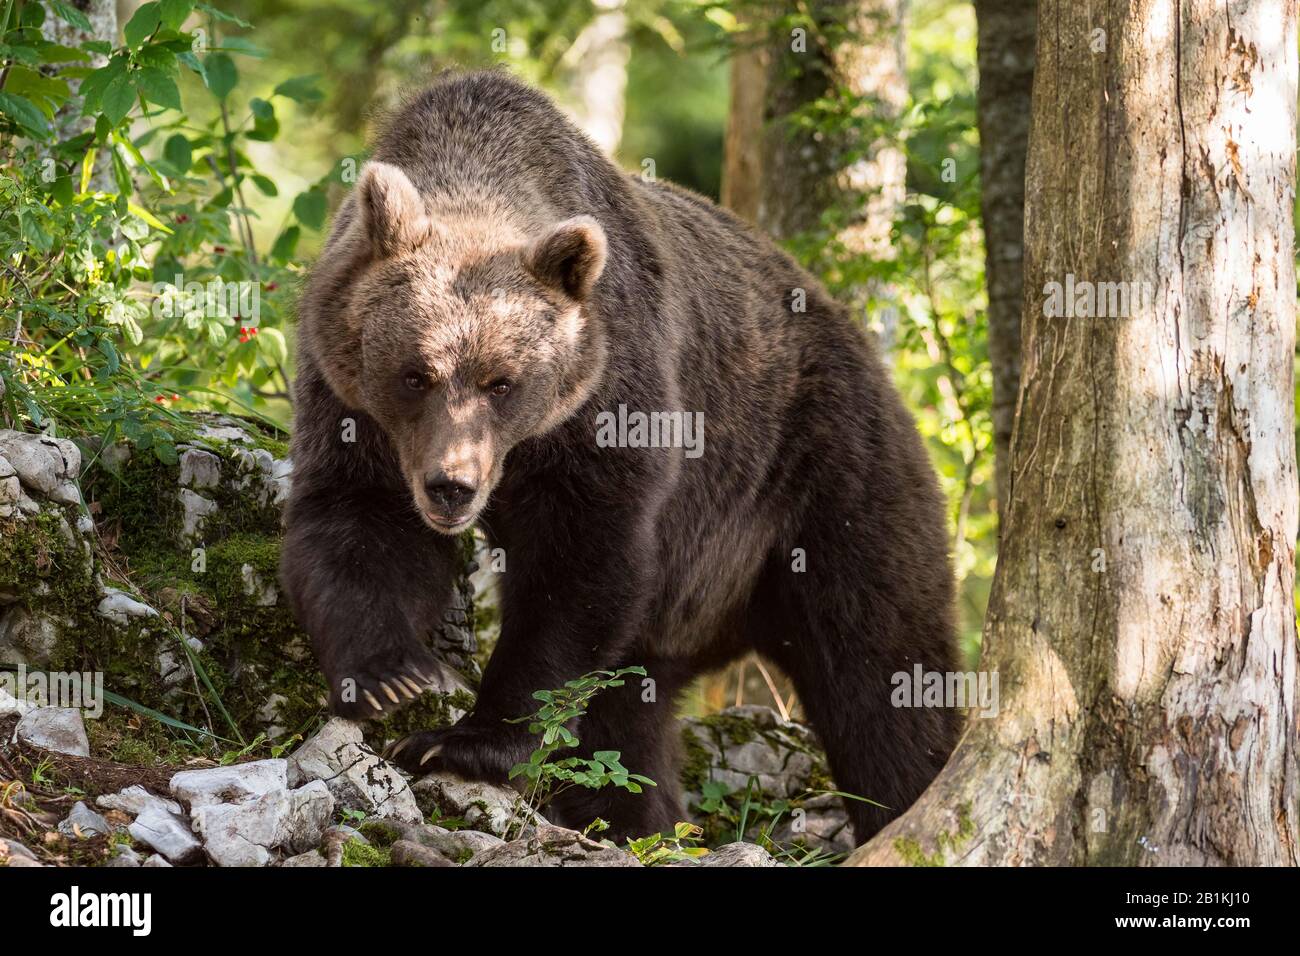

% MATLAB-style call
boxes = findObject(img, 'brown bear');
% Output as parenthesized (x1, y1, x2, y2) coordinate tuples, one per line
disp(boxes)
(282, 69, 959, 844)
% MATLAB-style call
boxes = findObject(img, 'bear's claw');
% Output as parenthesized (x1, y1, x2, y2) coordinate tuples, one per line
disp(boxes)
(382, 724, 523, 783)
(325, 645, 442, 721)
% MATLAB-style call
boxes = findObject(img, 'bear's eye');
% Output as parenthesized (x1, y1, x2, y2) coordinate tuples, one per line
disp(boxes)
(488, 380, 512, 398)
(404, 371, 428, 392)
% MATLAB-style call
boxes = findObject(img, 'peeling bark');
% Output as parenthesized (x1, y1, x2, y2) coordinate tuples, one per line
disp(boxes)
(848, 0, 1298, 867)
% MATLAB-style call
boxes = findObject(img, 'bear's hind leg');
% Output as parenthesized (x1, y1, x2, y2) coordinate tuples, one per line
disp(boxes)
(746, 552, 960, 846)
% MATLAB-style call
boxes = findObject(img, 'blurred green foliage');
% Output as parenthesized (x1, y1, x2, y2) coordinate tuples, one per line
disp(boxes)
(0, 0, 330, 455)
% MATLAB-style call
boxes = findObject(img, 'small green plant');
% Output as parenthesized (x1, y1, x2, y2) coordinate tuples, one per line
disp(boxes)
(505, 666, 655, 837)
(695, 778, 733, 817)
(216, 730, 302, 764)
(29, 755, 55, 788)
(337, 807, 366, 827)
(625, 821, 709, 866)
(425, 807, 469, 831)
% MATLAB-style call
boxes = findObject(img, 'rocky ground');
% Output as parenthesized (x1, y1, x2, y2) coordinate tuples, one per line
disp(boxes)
(0, 418, 853, 868)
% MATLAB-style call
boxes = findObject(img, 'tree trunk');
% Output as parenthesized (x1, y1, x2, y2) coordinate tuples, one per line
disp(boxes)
(847, 0, 1298, 866)
(561, 0, 630, 157)
(41, 0, 118, 192)
(722, 2, 906, 348)
(975, 0, 1035, 527)
(721, 36, 768, 222)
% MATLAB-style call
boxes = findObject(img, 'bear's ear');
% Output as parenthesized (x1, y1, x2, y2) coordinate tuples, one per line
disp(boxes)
(525, 216, 607, 301)
(356, 161, 429, 258)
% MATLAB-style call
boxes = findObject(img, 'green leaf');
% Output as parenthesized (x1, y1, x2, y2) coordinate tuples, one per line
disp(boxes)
(127, 202, 173, 234)
(79, 148, 97, 193)
(196, 2, 251, 28)
(135, 67, 181, 111)
(256, 327, 287, 366)
(35, 42, 89, 65)
(159, 0, 195, 30)
(250, 174, 277, 196)
(123, 2, 162, 49)
(269, 225, 299, 262)
(51, 173, 74, 205)
(19, 2, 46, 27)
(77, 57, 126, 113)
(0, 92, 49, 136)
(292, 189, 327, 229)
(97, 338, 120, 374)
(136, 43, 177, 71)
(101, 72, 137, 126)
(121, 312, 143, 346)
(162, 133, 191, 172)
(273, 74, 322, 103)
(177, 50, 205, 81)
(3, 67, 70, 114)
(48, 1, 94, 31)
(203, 52, 237, 99)
(125, 155, 168, 193)
(248, 96, 278, 140)
(111, 143, 133, 196)
(218, 37, 267, 58)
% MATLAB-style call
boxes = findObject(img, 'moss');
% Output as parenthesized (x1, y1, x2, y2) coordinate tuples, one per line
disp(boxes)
(342, 838, 391, 868)
(0, 508, 94, 613)
(356, 820, 401, 848)
(89, 422, 284, 560)
(679, 725, 714, 795)
(893, 835, 944, 866)
(697, 710, 759, 747)
(892, 802, 975, 866)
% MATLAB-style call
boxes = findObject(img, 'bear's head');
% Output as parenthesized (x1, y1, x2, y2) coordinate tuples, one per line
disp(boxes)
(305, 161, 609, 534)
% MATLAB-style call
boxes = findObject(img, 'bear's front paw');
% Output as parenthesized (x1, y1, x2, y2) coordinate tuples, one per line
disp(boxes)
(383, 723, 529, 783)
(324, 644, 443, 720)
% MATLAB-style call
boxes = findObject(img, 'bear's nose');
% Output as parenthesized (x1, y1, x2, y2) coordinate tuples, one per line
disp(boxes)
(425, 474, 477, 513)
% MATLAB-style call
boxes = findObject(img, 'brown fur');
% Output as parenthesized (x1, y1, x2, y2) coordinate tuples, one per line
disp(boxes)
(282, 70, 959, 843)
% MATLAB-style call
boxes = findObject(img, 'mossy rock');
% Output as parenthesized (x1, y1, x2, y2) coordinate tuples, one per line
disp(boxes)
(679, 705, 847, 854)
(4, 414, 481, 751)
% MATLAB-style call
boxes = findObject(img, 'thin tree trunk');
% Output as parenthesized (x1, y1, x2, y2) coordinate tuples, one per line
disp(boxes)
(721, 37, 767, 222)
(722, 2, 906, 348)
(561, 0, 630, 157)
(847, 0, 1298, 867)
(755, 2, 906, 241)
(41, 0, 118, 192)
(975, 0, 1035, 527)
